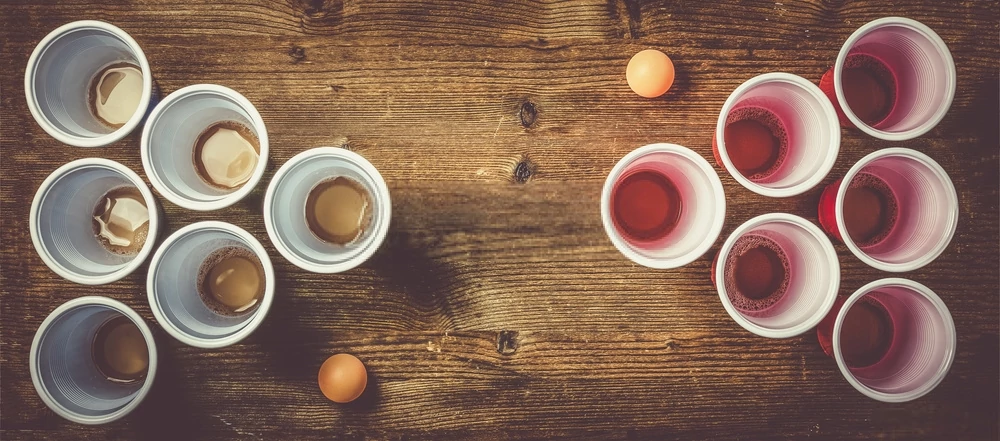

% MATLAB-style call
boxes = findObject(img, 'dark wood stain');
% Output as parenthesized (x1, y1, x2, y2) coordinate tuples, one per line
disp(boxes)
(1, 1, 998, 440)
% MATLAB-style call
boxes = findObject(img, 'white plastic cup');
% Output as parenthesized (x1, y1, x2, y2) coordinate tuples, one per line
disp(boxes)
(264, 147, 392, 273)
(146, 221, 274, 348)
(601, 143, 726, 269)
(714, 213, 840, 338)
(30, 296, 157, 424)
(830, 278, 956, 402)
(141, 84, 268, 211)
(817, 148, 958, 272)
(820, 17, 956, 140)
(25, 20, 155, 147)
(713, 73, 841, 197)
(30, 158, 161, 285)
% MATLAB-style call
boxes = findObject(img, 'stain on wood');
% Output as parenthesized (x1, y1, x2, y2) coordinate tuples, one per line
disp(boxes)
(1, 1, 998, 440)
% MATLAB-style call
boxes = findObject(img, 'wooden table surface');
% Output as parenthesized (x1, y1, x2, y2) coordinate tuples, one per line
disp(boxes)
(2, 1, 998, 440)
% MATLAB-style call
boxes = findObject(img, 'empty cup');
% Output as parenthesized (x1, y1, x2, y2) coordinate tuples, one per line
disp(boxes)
(818, 17, 956, 140)
(146, 221, 274, 348)
(141, 84, 268, 211)
(264, 147, 392, 273)
(30, 296, 157, 424)
(602, 143, 726, 269)
(25, 20, 155, 147)
(713, 73, 841, 197)
(30, 158, 161, 285)
(816, 278, 956, 402)
(818, 148, 958, 272)
(713, 213, 840, 338)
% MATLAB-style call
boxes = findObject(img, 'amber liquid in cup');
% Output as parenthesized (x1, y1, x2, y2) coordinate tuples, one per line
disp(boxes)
(92, 316, 149, 383)
(305, 177, 373, 246)
(197, 246, 265, 316)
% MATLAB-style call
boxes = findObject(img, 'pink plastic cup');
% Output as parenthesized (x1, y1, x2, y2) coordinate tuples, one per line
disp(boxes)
(601, 143, 726, 269)
(713, 73, 840, 197)
(819, 17, 956, 140)
(816, 278, 956, 402)
(713, 213, 840, 338)
(818, 148, 958, 272)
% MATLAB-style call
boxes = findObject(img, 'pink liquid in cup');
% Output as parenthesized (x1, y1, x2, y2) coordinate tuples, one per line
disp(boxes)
(713, 213, 839, 338)
(818, 148, 958, 272)
(816, 279, 956, 402)
(602, 144, 725, 269)
(714, 73, 840, 197)
(818, 17, 956, 140)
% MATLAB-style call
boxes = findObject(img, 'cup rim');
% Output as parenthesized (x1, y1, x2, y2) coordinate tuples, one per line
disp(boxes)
(714, 213, 840, 338)
(601, 143, 726, 269)
(835, 147, 958, 272)
(833, 16, 957, 141)
(714, 72, 841, 198)
(24, 20, 153, 148)
(140, 84, 269, 211)
(145, 221, 275, 348)
(29, 158, 160, 285)
(29, 296, 158, 425)
(263, 147, 393, 273)
(833, 278, 956, 402)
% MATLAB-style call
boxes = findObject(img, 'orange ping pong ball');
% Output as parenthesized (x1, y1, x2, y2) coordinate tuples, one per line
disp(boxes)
(626, 49, 675, 98)
(318, 354, 368, 403)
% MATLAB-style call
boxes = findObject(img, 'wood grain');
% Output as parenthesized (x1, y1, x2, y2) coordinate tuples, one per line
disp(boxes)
(1, 0, 998, 440)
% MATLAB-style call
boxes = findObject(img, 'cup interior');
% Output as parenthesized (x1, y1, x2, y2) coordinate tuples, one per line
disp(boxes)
(607, 149, 722, 265)
(30, 25, 146, 139)
(719, 78, 837, 191)
(145, 89, 264, 203)
(836, 283, 955, 398)
(33, 304, 152, 419)
(719, 217, 839, 334)
(838, 20, 955, 135)
(840, 153, 957, 267)
(268, 152, 387, 269)
(150, 227, 271, 341)
(34, 163, 155, 280)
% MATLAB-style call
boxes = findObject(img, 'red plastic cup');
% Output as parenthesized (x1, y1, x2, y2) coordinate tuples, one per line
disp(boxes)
(601, 143, 726, 269)
(713, 73, 840, 197)
(816, 278, 955, 402)
(818, 17, 956, 140)
(818, 148, 958, 272)
(713, 213, 840, 338)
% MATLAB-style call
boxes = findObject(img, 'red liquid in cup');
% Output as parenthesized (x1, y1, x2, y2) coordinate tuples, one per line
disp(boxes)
(611, 170, 682, 243)
(817, 295, 895, 368)
(820, 54, 898, 127)
(843, 172, 899, 247)
(722, 234, 790, 315)
(721, 107, 788, 180)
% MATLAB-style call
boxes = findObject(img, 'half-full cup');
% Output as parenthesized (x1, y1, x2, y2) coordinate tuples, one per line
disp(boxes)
(264, 147, 392, 273)
(141, 84, 268, 211)
(713, 213, 840, 338)
(30, 158, 161, 285)
(25, 20, 154, 147)
(817, 278, 956, 402)
(146, 221, 274, 348)
(601, 143, 726, 269)
(818, 148, 958, 272)
(30, 296, 157, 424)
(819, 17, 956, 140)
(713, 73, 840, 197)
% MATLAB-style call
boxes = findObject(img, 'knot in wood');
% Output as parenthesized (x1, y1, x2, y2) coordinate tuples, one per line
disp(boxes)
(513, 159, 534, 184)
(288, 46, 307, 63)
(519, 101, 538, 128)
(497, 330, 518, 355)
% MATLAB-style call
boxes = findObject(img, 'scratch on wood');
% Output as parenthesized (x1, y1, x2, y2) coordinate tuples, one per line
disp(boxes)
(212, 415, 258, 438)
